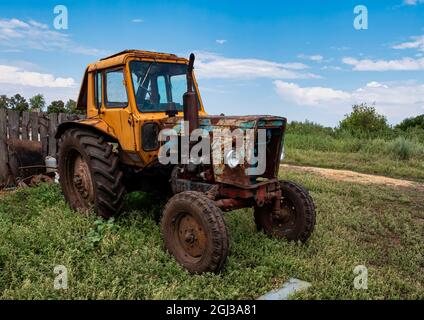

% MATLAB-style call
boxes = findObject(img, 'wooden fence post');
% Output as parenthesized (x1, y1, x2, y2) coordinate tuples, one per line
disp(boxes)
(7, 110, 20, 179)
(48, 113, 58, 157)
(30, 112, 39, 142)
(59, 113, 68, 124)
(0, 109, 8, 186)
(39, 114, 49, 159)
(22, 112, 30, 140)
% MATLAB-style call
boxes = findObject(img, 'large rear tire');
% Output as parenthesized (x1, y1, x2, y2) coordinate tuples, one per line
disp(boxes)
(254, 180, 316, 242)
(58, 128, 126, 218)
(161, 191, 229, 274)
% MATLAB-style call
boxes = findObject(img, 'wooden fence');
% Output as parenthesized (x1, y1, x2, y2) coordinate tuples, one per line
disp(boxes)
(0, 109, 85, 186)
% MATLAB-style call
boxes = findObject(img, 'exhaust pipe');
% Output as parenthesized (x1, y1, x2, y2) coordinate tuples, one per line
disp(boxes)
(183, 53, 199, 135)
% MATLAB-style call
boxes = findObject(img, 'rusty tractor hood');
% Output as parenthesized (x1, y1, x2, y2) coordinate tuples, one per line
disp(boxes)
(162, 115, 287, 131)
(161, 115, 287, 188)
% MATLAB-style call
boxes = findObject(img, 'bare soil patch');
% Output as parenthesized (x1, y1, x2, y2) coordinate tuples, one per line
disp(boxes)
(281, 164, 424, 191)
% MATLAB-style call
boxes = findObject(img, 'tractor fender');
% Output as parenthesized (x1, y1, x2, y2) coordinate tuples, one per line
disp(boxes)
(55, 118, 118, 142)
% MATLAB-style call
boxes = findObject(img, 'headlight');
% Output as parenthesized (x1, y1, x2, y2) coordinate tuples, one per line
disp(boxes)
(225, 149, 242, 168)
(280, 145, 285, 161)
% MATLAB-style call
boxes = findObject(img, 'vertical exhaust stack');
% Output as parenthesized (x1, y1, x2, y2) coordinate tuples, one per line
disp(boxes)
(183, 53, 199, 135)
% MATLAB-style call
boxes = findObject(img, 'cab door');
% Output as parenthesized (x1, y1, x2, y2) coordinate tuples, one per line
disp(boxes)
(97, 67, 136, 152)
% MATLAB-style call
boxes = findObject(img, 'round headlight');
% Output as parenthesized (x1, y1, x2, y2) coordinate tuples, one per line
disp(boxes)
(225, 149, 242, 168)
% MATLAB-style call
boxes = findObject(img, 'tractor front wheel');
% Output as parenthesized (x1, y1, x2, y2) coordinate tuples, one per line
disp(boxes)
(58, 128, 126, 218)
(161, 191, 229, 274)
(254, 180, 316, 243)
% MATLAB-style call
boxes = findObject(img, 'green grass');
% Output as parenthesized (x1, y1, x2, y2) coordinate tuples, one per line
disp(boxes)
(0, 169, 423, 299)
(284, 132, 424, 182)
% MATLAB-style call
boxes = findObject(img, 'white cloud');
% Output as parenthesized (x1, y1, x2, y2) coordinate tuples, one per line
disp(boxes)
(366, 81, 389, 89)
(274, 80, 424, 122)
(195, 52, 320, 80)
(0, 18, 107, 56)
(280, 62, 309, 70)
(298, 54, 324, 62)
(403, 0, 424, 5)
(216, 39, 227, 45)
(131, 19, 144, 23)
(393, 35, 424, 52)
(0, 64, 76, 88)
(321, 65, 343, 71)
(274, 81, 350, 106)
(342, 56, 424, 71)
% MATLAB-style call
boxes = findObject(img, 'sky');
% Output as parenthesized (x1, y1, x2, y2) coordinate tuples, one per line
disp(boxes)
(0, 0, 423, 126)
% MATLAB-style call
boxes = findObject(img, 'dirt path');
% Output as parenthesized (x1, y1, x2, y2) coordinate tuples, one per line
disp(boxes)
(281, 164, 424, 190)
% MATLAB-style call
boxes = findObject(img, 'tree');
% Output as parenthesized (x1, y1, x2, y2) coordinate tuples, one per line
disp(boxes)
(339, 103, 390, 137)
(396, 114, 424, 131)
(0, 95, 10, 109)
(47, 100, 66, 114)
(65, 99, 78, 113)
(29, 94, 46, 112)
(9, 94, 29, 112)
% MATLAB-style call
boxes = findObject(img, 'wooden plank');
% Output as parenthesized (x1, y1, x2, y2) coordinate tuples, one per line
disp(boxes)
(0, 109, 8, 186)
(59, 113, 68, 124)
(8, 110, 19, 140)
(48, 113, 58, 157)
(39, 114, 49, 159)
(21, 112, 30, 140)
(6, 110, 20, 180)
(30, 112, 39, 142)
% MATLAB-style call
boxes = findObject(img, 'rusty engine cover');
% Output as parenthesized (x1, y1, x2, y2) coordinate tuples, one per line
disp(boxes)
(161, 115, 286, 188)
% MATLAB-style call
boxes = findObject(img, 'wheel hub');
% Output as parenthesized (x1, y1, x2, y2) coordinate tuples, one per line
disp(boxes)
(272, 200, 296, 229)
(72, 155, 94, 204)
(177, 213, 206, 258)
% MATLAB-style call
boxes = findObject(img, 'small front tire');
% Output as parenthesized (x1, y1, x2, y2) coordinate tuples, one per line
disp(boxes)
(161, 191, 229, 274)
(254, 180, 316, 242)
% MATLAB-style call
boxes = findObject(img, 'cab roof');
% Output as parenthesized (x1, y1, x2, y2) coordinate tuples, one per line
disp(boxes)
(77, 50, 189, 109)
(87, 49, 188, 71)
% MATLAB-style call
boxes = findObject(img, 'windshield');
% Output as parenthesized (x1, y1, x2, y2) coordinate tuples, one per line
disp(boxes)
(129, 60, 199, 112)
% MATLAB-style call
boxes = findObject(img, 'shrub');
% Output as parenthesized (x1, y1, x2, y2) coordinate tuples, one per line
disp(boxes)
(339, 104, 391, 138)
(396, 114, 424, 131)
(286, 120, 334, 136)
(386, 137, 423, 160)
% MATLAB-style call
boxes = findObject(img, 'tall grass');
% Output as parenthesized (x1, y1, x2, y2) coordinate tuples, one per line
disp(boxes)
(386, 137, 424, 160)
(284, 121, 424, 181)
(285, 121, 424, 161)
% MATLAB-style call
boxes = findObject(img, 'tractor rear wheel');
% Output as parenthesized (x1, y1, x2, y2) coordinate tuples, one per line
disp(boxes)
(161, 191, 229, 274)
(254, 180, 316, 242)
(58, 128, 126, 218)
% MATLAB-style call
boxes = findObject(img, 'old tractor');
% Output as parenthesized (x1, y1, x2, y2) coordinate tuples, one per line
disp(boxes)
(56, 50, 316, 274)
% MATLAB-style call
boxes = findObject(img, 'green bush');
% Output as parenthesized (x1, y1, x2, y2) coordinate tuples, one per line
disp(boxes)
(386, 137, 423, 160)
(396, 114, 424, 131)
(338, 104, 391, 138)
(286, 120, 334, 136)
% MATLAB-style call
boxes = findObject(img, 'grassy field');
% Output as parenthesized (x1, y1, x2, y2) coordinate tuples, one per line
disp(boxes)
(0, 168, 422, 299)
(284, 125, 424, 182)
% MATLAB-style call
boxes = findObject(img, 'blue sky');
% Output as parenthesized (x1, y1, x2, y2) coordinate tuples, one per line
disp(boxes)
(0, 0, 423, 126)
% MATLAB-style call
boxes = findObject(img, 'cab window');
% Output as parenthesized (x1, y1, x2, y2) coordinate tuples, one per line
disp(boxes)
(130, 60, 200, 112)
(95, 71, 102, 108)
(105, 69, 128, 108)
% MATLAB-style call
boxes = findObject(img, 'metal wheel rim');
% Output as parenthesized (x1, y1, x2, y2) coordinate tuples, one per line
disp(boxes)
(69, 150, 94, 210)
(272, 198, 297, 232)
(174, 212, 207, 261)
